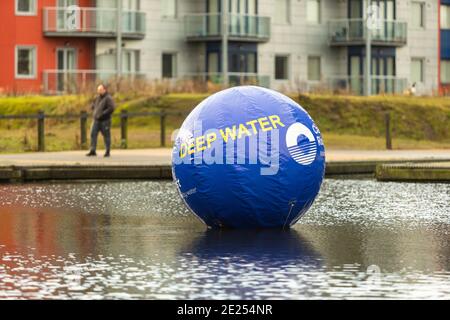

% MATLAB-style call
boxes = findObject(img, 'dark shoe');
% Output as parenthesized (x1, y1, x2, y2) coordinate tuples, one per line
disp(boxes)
(86, 151, 97, 157)
(104, 151, 110, 158)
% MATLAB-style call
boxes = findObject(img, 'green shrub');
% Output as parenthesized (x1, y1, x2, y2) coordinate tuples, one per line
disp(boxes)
(1, 93, 449, 142)
(294, 94, 450, 141)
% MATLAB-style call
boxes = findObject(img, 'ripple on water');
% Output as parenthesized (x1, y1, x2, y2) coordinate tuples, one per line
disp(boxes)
(0, 179, 449, 299)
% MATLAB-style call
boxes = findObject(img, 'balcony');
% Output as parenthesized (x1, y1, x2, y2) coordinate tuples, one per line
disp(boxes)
(185, 14, 270, 42)
(186, 72, 270, 87)
(43, 7, 146, 39)
(327, 75, 408, 95)
(43, 70, 146, 94)
(328, 19, 407, 47)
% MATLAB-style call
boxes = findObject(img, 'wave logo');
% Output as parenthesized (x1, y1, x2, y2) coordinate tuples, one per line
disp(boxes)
(286, 123, 317, 165)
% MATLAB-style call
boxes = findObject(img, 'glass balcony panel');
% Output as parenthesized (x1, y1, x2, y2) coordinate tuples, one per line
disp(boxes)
(328, 19, 406, 46)
(328, 75, 407, 95)
(43, 70, 146, 94)
(185, 14, 270, 41)
(43, 7, 146, 38)
(185, 72, 270, 88)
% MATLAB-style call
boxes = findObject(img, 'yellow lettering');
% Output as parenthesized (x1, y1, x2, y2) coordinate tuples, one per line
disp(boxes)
(179, 143, 187, 158)
(196, 136, 206, 152)
(246, 120, 258, 134)
(258, 117, 272, 132)
(206, 132, 217, 148)
(269, 115, 285, 129)
(181, 116, 284, 154)
(188, 139, 195, 155)
(220, 126, 237, 143)
(238, 123, 252, 138)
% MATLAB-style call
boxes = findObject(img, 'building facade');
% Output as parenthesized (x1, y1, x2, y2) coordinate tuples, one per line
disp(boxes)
(0, 0, 449, 95)
(441, 0, 450, 94)
(0, 0, 96, 93)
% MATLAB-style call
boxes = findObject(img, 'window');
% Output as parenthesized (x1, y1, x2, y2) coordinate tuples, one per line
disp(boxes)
(208, 52, 219, 73)
(16, 0, 37, 15)
(411, 2, 425, 28)
(123, 50, 140, 74)
(247, 53, 256, 73)
(123, 0, 140, 10)
(307, 0, 321, 24)
(274, 0, 290, 24)
(161, 0, 177, 18)
(349, 0, 362, 19)
(275, 56, 289, 80)
(411, 58, 424, 83)
(307, 56, 321, 81)
(442, 60, 450, 84)
(162, 53, 177, 78)
(248, 0, 257, 15)
(441, 5, 450, 29)
(15, 46, 37, 79)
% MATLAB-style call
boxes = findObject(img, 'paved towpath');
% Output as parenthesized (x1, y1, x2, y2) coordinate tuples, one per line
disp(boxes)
(0, 149, 449, 166)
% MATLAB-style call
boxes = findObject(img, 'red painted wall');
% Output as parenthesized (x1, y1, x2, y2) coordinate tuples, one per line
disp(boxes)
(0, 0, 95, 94)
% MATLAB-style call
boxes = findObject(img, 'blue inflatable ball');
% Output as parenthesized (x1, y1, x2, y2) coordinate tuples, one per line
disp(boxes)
(172, 86, 325, 229)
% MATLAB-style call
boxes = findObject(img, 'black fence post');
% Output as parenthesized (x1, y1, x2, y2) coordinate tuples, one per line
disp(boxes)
(385, 112, 392, 150)
(37, 111, 45, 152)
(80, 111, 88, 149)
(121, 110, 128, 149)
(160, 111, 166, 147)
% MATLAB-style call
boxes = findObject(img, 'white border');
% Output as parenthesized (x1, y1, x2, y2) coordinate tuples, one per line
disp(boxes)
(274, 54, 290, 81)
(307, 55, 322, 81)
(15, 0, 38, 16)
(15, 45, 37, 79)
(411, 57, 425, 83)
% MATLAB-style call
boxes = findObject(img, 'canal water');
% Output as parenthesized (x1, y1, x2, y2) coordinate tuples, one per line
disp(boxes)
(0, 179, 448, 299)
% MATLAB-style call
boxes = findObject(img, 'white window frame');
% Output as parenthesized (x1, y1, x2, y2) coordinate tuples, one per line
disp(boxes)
(441, 60, 450, 84)
(273, 0, 291, 25)
(161, 0, 177, 19)
(411, 57, 425, 83)
(441, 5, 450, 30)
(274, 55, 290, 80)
(306, 0, 321, 25)
(15, 45, 37, 79)
(307, 55, 322, 81)
(15, 0, 38, 16)
(411, 1, 426, 29)
(162, 52, 178, 78)
(56, 47, 78, 71)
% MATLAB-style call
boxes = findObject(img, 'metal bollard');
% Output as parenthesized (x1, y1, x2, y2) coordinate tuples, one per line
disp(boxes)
(80, 111, 88, 149)
(121, 110, 128, 149)
(160, 111, 166, 147)
(385, 112, 392, 150)
(37, 111, 45, 152)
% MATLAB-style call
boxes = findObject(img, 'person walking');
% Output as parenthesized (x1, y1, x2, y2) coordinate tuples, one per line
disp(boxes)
(86, 84, 115, 157)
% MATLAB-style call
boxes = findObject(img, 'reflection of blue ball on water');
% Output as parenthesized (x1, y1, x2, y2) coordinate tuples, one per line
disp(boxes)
(172, 86, 326, 229)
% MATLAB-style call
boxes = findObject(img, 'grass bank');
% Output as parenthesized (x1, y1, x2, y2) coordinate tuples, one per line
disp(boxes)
(0, 93, 449, 153)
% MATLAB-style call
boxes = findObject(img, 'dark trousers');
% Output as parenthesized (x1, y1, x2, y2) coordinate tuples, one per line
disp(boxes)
(90, 119, 111, 152)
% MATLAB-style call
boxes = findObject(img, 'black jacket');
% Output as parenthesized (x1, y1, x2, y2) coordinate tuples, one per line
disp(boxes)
(91, 93, 115, 121)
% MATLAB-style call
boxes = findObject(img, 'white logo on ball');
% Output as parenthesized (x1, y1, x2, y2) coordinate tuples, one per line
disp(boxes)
(286, 123, 317, 165)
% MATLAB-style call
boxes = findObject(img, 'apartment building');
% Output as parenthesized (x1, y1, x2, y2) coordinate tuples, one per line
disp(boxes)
(441, 0, 450, 94)
(0, 0, 96, 93)
(0, 0, 448, 95)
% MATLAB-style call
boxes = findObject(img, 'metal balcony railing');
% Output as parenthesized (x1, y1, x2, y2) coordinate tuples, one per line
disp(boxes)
(327, 75, 408, 95)
(185, 14, 270, 42)
(186, 72, 271, 87)
(43, 7, 146, 39)
(43, 70, 271, 94)
(328, 19, 407, 46)
(42, 70, 146, 94)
